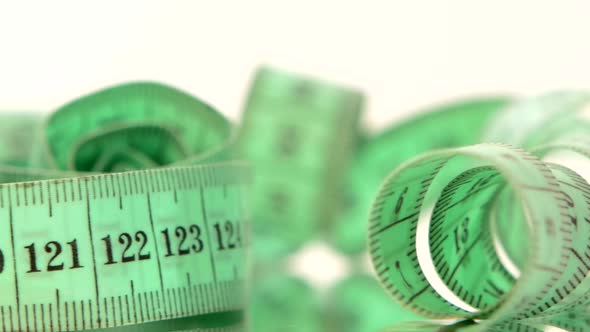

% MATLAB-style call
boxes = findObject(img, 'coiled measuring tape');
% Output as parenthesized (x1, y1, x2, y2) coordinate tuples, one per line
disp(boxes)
(0, 82, 247, 332)
(369, 93, 590, 331)
(331, 96, 511, 255)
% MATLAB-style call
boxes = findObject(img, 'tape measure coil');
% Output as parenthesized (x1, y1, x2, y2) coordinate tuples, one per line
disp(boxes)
(0, 82, 247, 332)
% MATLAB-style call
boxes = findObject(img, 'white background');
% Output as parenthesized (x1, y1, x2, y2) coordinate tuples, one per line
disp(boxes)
(1, 1, 590, 130)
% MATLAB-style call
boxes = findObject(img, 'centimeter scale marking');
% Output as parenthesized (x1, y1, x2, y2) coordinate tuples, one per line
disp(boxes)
(0, 280, 235, 332)
(0, 164, 246, 332)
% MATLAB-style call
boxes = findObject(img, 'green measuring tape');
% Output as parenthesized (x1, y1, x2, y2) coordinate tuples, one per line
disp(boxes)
(331, 96, 511, 256)
(324, 274, 421, 332)
(368, 92, 590, 331)
(0, 113, 42, 168)
(237, 67, 363, 260)
(5, 67, 589, 332)
(249, 273, 321, 332)
(0, 82, 247, 331)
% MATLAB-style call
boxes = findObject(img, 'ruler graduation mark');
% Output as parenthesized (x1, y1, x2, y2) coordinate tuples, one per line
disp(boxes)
(0, 82, 244, 331)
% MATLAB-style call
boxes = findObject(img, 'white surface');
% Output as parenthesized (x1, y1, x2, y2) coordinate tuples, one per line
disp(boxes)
(287, 241, 351, 289)
(1, 1, 590, 130)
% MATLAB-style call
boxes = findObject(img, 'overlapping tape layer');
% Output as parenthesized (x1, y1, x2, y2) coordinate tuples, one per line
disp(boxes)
(0, 82, 247, 332)
(369, 92, 590, 331)
(2, 68, 589, 332)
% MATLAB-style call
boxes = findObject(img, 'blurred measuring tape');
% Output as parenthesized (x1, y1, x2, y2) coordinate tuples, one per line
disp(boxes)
(0, 82, 247, 332)
(369, 92, 590, 331)
(237, 67, 364, 260)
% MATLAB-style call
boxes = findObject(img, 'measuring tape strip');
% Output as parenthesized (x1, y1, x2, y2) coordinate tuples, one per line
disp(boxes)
(483, 91, 590, 148)
(33, 82, 233, 171)
(331, 97, 511, 256)
(0, 113, 42, 168)
(237, 66, 364, 260)
(368, 141, 590, 331)
(82, 310, 244, 331)
(0, 82, 247, 332)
